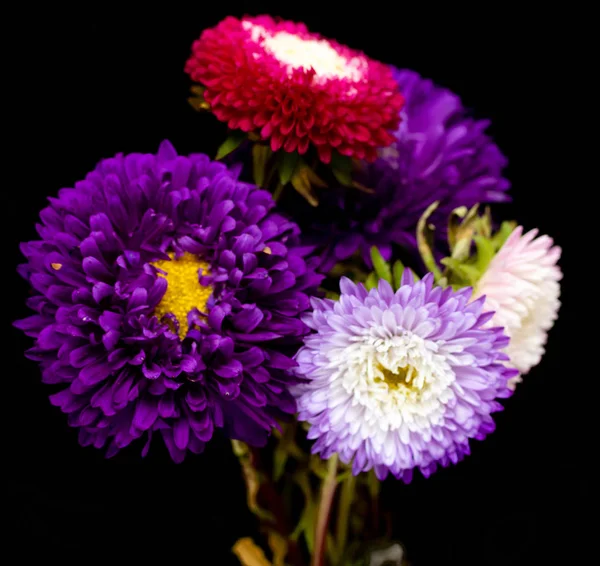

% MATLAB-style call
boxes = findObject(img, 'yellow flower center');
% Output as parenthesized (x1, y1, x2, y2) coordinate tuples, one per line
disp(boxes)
(151, 252, 212, 338)
(378, 365, 421, 392)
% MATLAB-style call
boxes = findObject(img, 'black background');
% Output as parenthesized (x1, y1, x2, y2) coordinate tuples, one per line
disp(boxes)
(6, 3, 587, 565)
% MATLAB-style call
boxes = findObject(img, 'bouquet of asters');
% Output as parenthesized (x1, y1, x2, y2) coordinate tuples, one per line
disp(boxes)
(14, 15, 561, 566)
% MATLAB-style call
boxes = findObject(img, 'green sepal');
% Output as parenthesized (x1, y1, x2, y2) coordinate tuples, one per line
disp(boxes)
(278, 151, 299, 186)
(448, 206, 469, 251)
(441, 209, 518, 288)
(289, 159, 321, 206)
(448, 204, 481, 260)
(370, 247, 392, 284)
(331, 151, 353, 186)
(365, 272, 379, 290)
(252, 144, 272, 187)
(473, 235, 495, 273)
(324, 289, 341, 300)
(491, 220, 517, 250)
(188, 85, 210, 111)
(440, 257, 481, 286)
(365, 256, 409, 292)
(216, 130, 246, 160)
(392, 260, 405, 290)
(333, 168, 352, 186)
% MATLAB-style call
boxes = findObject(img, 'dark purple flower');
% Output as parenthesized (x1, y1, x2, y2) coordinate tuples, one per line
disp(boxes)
(287, 68, 510, 271)
(15, 141, 322, 462)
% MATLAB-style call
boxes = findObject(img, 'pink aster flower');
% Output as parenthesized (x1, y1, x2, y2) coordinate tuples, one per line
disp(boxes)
(475, 227, 562, 388)
(185, 15, 404, 163)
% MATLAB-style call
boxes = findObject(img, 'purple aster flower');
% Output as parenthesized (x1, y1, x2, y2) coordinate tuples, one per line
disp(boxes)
(292, 272, 517, 482)
(14, 141, 322, 462)
(288, 68, 510, 271)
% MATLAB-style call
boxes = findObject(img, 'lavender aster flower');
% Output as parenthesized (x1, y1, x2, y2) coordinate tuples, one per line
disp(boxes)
(291, 68, 510, 270)
(15, 141, 322, 462)
(292, 272, 516, 481)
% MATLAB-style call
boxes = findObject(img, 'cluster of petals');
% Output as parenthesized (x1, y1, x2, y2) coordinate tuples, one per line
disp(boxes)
(292, 273, 516, 481)
(15, 141, 321, 461)
(185, 15, 404, 163)
(475, 226, 562, 386)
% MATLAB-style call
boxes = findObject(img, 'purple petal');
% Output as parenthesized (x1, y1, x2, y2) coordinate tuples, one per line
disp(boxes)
(133, 398, 159, 431)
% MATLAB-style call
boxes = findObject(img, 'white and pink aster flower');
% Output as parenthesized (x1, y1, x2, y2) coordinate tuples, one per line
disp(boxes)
(475, 226, 562, 387)
(292, 272, 516, 482)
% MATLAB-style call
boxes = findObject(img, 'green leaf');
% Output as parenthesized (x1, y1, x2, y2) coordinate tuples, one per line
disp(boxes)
(478, 206, 494, 238)
(440, 258, 480, 285)
(447, 206, 469, 251)
(278, 151, 299, 186)
(473, 235, 495, 273)
(364, 272, 379, 290)
(451, 238, 473, 262)
(392, 260, 405, 290)
(491, 220, 517, 250)
(416, 201, 443, 281)
(448, 204, 480, 260)
(439, 257, 462, 272)
(252, 145, 272, 187)
(216, 130, 246, 160)
(370, 247, 392, 284)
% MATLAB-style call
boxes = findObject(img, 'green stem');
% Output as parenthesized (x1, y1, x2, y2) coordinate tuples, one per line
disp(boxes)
(334, 473, 356, 564)
(230, 441, 304, 566)
(312, 455, 339, 566)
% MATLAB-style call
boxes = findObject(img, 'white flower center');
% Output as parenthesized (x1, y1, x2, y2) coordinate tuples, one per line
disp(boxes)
(243, 22, 366, 83)
(332, 330, 455, 433)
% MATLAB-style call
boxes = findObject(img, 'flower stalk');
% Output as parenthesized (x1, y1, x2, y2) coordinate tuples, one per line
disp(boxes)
(334, 472, 356, 564)
(312, 455, 339, 566)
